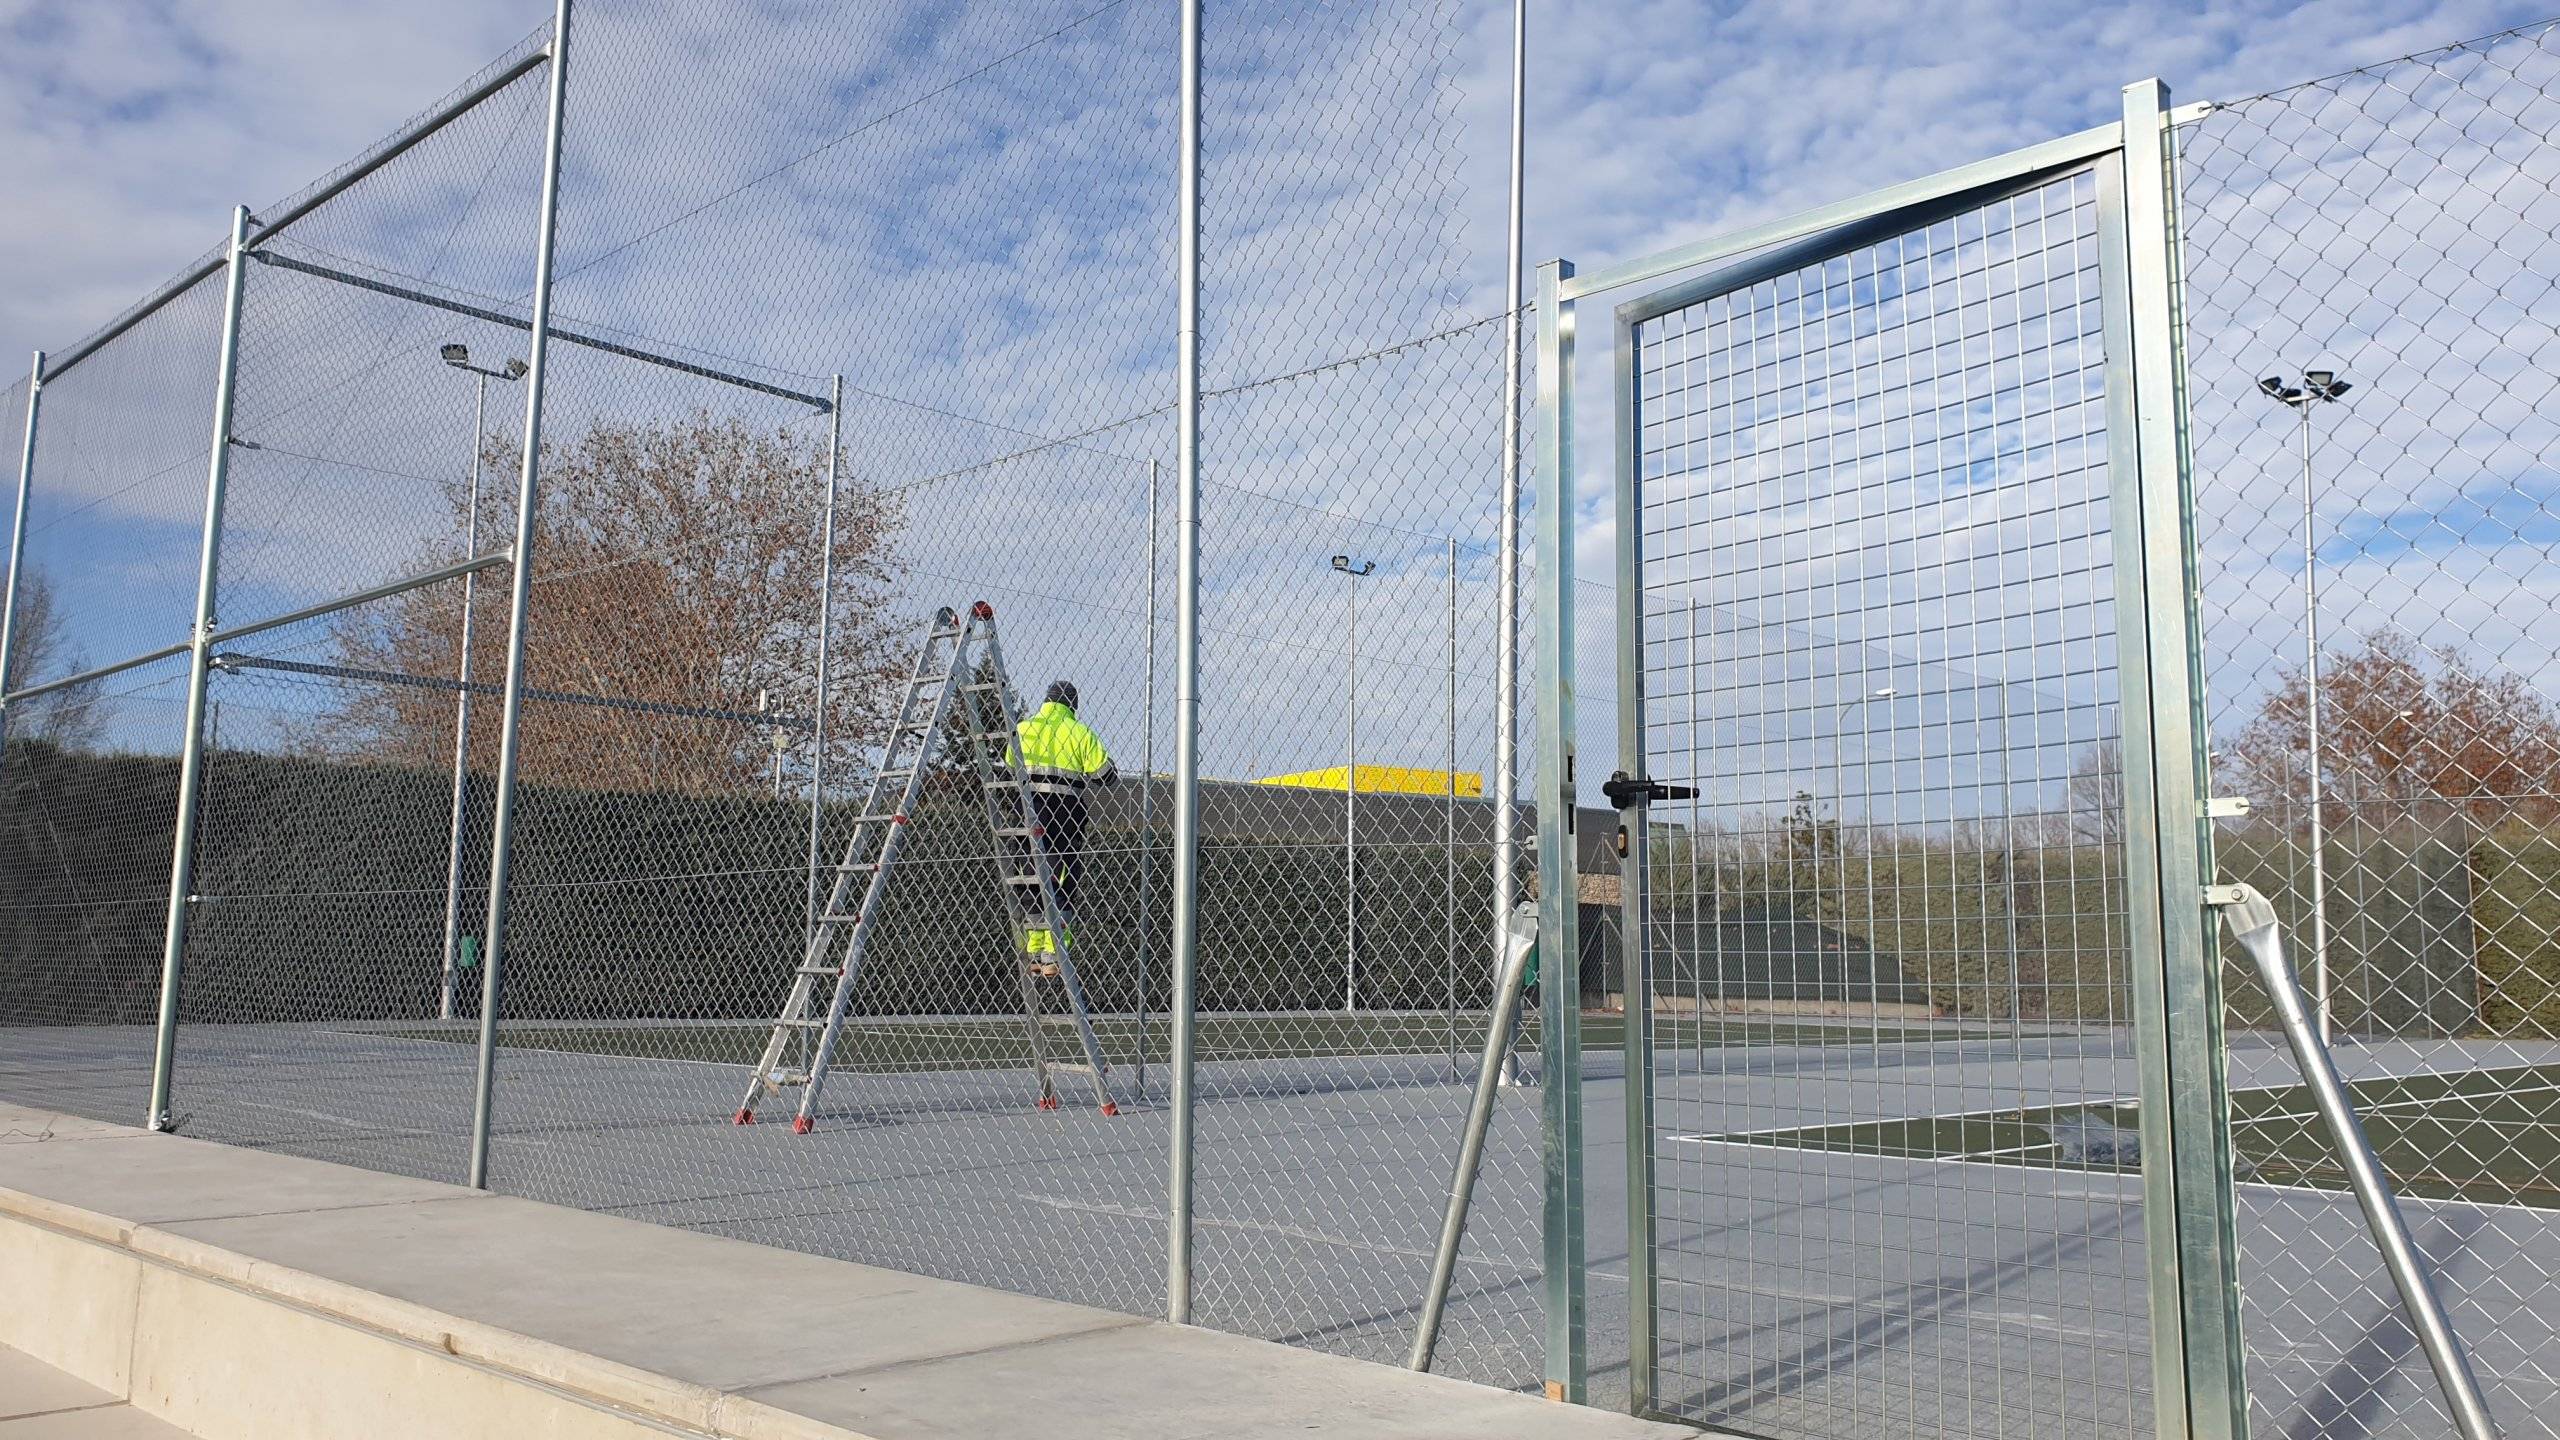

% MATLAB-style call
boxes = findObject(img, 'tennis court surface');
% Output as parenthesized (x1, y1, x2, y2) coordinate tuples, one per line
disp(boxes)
(1689, 1058, 2560, 1209)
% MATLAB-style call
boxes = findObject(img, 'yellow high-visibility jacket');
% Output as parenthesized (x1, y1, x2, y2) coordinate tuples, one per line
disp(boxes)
(1013, 701, 1116, 796)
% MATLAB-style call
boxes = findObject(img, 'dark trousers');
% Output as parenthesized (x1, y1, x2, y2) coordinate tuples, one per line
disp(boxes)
(1028, 792, 1089, 911)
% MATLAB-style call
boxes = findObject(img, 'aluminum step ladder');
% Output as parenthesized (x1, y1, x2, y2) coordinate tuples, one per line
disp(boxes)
(733, 602, 1116, 1132)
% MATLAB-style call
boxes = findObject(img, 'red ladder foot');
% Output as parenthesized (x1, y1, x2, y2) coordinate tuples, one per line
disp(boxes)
(733, 1109, 755, 1125)
(1037, 1095, 1060, 1111)
(1100, 1102, 1119, 1117)
(791, 1115, 814, 1134)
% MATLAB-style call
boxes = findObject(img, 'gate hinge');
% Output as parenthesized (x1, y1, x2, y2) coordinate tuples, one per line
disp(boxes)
(1601, 770, 1694, 809)
(2202, 884, 2247, 907)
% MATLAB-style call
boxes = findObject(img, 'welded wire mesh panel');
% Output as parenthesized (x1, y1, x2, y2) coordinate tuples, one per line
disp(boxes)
(0, 658, 190, 1125)
(2179, 23, 2560, 1437)
(1632, 170, 2149, 1437)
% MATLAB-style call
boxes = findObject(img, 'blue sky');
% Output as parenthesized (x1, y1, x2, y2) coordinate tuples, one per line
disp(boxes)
(1, 0, 2553, 797)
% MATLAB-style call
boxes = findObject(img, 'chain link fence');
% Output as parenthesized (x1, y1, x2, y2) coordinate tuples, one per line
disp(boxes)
(13, 3, 2560, 1428)
(0, 0, 1552, 1395)
(2179, 20, 2560, 1437)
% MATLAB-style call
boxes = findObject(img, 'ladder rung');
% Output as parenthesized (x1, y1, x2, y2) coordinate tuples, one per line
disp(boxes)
(992, 827, 1035, 839)
(1003, 875, 1048, 887)
(1048, 1062, 1097, 1076)
(796, 965, 841, 977)
(776, 1018, 831, 1029)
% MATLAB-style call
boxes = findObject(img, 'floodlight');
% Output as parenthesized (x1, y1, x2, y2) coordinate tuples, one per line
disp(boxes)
(1331, 554, 1350, 571)
(2305, 369, 2335, 391)
(440, 343, 470, 366)
(503, 358, 528, 379)
(2259, 376, 2287, 398)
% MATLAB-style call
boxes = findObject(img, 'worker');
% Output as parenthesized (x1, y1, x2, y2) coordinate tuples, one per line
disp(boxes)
(1014, 680, 1117, 912)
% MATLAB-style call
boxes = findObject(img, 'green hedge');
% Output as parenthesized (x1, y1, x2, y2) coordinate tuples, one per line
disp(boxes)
(1, 741, 1507, 1027)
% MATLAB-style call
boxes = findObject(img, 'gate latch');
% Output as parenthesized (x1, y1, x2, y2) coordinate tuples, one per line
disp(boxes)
(1601, 770, 1694, 808)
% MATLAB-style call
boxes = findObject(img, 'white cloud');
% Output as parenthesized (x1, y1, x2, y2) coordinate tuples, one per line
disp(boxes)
(4, 0, 2556, 791)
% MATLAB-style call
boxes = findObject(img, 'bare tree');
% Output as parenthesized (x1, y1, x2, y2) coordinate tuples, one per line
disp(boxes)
(2225, 629, 2560, 832)
(319, 410, 905, 795)
(3, 572, 103, 749)
(2062, 737, 2124, 845)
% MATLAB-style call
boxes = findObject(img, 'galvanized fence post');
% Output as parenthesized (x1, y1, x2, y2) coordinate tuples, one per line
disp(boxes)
(144, 206, 253, 1135)
(1490, 0, 1529, 1006)
(1531, 255, 1585, 1403)
(1166, 0, 1203, 1328)
(2103, 76, 2248, 1440)
(467, 0, 574, 1190)
(0, 351, 44, 775)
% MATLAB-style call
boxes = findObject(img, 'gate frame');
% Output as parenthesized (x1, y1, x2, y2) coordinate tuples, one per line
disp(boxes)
(1539, 79, 2247, 1437)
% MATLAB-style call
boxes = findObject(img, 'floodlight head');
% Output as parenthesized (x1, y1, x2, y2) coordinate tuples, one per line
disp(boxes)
(503, 357, 528, 380)
(440, 343, 470, 367)
(2304, 369, 2335, 391)
(2259, 376, 2287, 398)
(1872, 687, 1897, 699)
(2321, 379, 2353, 401)
(1331, 554, 1351, 571)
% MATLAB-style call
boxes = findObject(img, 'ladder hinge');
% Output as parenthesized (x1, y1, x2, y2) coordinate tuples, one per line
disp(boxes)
(2206, 795, 2250, 819)
(2202, 884, 2247, 907)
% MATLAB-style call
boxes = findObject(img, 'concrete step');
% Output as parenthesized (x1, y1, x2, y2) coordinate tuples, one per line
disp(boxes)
(0, 1343, 192, 1438)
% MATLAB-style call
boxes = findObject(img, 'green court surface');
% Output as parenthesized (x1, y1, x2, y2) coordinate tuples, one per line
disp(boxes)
(366, 1011, 2014, 1073)
(1688, 1061, 2560, 1209)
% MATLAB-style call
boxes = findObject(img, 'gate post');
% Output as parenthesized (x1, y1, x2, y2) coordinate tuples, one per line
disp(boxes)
(1530, 256, 1586, 1403)
(1609, 295, 1658, 1416)
(2102, 76, 2249, 1440)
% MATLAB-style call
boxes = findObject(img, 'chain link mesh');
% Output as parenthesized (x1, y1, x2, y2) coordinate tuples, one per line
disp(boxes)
(0, 0, 1558, 1395)
(2181, 20, 2560, 1437)
(21, 2, 2557, 1425)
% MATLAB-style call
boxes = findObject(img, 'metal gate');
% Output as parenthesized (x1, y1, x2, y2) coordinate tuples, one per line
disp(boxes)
(1541, 83, 2245, 1438)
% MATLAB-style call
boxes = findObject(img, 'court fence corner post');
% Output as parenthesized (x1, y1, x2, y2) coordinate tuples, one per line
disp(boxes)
(2102, 74, 2249, 1440)
(1531, 255, 1586, 1404)
(467, 0, 574, 1192)
(146, 204, 254, 1136)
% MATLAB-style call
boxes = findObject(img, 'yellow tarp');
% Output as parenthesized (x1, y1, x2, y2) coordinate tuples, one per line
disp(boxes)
(1253, 765, 1483, 797)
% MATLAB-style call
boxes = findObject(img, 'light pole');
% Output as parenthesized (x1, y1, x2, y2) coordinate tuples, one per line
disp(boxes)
(1830, 687, 1894, 958)
(1333, 553, 1376, 1013)
(435, 343, 524, 1023)
(2261, 369, 2353, 1042)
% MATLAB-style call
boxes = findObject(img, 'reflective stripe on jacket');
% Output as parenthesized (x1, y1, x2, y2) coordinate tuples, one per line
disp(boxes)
(1013, 701, 1113, 795)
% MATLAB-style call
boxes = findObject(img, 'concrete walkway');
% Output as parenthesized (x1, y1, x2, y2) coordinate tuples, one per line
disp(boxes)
(0, 1101, 1700, 1440)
